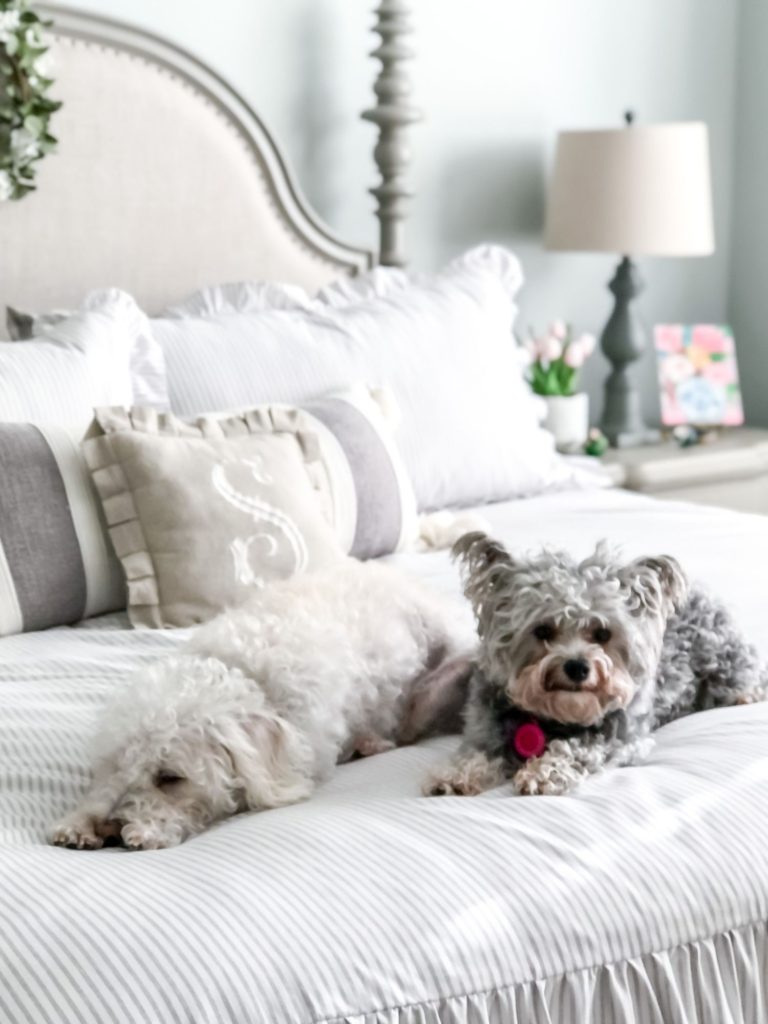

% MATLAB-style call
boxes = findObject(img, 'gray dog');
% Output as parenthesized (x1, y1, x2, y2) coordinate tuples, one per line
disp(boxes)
(427, 533, 764, 798)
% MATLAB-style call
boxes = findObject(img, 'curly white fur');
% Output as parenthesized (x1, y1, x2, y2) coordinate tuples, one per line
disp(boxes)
(51, 559, 474, 850)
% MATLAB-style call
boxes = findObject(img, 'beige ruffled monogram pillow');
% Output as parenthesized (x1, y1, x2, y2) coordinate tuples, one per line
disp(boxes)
(83, 407, 343, 628)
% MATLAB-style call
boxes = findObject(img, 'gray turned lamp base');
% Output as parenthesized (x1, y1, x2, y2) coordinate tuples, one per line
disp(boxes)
(606, 425, 662, 449)
(599, 256, 661, 448)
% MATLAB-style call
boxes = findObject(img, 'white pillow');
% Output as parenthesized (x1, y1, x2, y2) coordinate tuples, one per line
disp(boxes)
(6, 289, 169, 414)
(0, 293, 139, 437)
(8, 249, 605, 508)
(152, 246, 573, 510)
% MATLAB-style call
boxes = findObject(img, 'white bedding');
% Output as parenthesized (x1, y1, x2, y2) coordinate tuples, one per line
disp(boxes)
(1, 489, 767, 1024)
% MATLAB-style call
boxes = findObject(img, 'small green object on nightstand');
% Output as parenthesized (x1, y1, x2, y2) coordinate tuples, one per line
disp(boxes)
(584, 428, 609, 457)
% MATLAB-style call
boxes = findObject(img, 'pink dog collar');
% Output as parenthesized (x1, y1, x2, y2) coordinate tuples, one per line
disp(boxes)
(511, 721, 547, 760)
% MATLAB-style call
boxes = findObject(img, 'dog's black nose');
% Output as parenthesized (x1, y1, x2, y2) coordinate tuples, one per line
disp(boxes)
(563, 658, 590, 684)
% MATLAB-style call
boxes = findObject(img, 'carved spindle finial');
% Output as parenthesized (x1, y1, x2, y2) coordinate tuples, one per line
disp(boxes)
(361, 0, 422, 267)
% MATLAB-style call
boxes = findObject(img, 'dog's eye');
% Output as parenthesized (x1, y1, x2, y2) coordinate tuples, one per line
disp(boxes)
(593, 626, 612, 644)
(154, 770, 183, 789)
(532, 623, 555, 642)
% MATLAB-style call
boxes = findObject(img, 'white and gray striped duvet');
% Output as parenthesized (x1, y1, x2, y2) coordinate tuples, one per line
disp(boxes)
(1, 489, 768, 1024)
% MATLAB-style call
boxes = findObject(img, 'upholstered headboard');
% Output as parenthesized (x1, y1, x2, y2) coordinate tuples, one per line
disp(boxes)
(0, 5, 374, 326)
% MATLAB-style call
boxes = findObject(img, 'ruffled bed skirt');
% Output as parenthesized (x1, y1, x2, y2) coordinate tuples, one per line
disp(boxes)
(329, 920, 767, 1024)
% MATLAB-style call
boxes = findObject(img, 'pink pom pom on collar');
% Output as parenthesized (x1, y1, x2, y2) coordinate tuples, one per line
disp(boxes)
(510, 720, 547, 760)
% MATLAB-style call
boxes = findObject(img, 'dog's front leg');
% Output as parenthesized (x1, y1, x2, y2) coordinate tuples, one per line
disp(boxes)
(424, 749, 507, 797)
(513, 738, 608, 796)
(50, 766, 130, 849)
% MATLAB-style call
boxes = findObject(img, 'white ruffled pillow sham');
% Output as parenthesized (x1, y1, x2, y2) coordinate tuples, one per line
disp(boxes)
(6, 289, 168, 414)
(0, 292, 143, 437)
(152, 245, 584, 511)
(7, 246, 608, 510)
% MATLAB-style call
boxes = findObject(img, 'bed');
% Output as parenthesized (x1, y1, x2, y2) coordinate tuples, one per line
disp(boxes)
(1, 7, 767, 1024)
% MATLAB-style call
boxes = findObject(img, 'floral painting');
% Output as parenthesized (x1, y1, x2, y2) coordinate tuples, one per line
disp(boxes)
(654, 324, 744, 427)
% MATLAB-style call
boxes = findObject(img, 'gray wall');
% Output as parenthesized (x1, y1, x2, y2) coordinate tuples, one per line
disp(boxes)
(53, 0, 742, 425)
(729, 0, 767, 428)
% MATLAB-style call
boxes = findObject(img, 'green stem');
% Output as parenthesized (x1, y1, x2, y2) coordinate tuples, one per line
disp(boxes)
(8, 52, 30, 107)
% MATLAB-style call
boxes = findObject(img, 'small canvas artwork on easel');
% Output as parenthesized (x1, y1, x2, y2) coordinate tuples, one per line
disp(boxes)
(654, 324, 744, 427)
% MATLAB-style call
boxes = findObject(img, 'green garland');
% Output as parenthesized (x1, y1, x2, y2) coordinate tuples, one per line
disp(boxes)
(0, 0, 61, 202)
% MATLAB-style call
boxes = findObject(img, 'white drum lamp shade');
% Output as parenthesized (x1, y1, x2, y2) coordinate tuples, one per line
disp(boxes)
(544, 122, 714, 256)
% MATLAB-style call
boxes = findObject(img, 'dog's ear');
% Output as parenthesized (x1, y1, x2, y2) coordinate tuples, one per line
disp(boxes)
(217, 711, 312, 810)
(451, 531, 513, 572)
(451, 532, 515, 630)
(620, 554, 688, 616)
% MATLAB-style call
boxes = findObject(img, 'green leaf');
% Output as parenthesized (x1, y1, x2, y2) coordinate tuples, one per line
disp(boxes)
(32, 96, 60, 113)
(22, 112, 42, 135)
(0, 15, 62, 204)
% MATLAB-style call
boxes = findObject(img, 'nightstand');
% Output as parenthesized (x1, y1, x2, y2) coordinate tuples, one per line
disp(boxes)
(602, 429, 768, 514)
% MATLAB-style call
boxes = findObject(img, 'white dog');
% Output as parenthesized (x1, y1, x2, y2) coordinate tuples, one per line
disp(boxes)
(51, 559, 473, 850)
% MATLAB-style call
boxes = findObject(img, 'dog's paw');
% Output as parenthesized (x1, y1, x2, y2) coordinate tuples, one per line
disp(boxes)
(121, 821, 180, 851)
(424, 753, 505, 797)
(424, 766, 475, 797)
(423, 776, 466, 797)
(50, 814, 105, 850)
(734, 689, 766, 706)
(513, 756, 581, 797)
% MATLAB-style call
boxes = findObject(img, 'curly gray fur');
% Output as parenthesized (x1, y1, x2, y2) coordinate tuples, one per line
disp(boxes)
(426, 535, 764, 798)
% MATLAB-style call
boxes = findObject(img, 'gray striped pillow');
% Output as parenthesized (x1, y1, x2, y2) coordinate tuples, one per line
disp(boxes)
(0, 387, 415, 637)
(0, 425, 125, 637)
(298, 386, 417, 559)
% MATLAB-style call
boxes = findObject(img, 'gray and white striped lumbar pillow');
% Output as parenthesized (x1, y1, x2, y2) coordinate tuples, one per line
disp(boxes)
(300, 385, 418, 559)
(0, 425, 124, 637)
(0, 389, 417, 636)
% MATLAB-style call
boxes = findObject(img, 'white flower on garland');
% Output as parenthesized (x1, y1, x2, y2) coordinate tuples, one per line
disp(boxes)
(32, 50, 53, 78)
(0, 0, 61, 202)
(0, 9, 20, 43)
(10, 128, 40, 162)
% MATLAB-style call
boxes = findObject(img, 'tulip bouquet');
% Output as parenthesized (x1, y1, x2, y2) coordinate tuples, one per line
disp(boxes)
(523, 321, 596, 397)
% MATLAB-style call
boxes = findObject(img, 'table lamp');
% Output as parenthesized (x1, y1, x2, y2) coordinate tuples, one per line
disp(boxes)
(544, 114, 715, 447)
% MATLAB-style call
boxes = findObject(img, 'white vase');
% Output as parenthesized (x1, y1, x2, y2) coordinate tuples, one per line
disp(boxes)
(543, 393, 589, 452)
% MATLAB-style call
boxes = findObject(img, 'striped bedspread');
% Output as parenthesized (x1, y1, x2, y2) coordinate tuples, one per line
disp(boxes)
(2, 490, 768, 1023)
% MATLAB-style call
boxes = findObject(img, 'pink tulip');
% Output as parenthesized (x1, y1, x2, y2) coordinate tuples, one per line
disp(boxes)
(577, 332, 596, 357)
(539, 335, 563, 362)
(550, 319, 567, 340)
(563, 340, 585, 368)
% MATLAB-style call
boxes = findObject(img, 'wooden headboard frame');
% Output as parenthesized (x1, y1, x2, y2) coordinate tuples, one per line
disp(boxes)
(0, 4, 377, 324)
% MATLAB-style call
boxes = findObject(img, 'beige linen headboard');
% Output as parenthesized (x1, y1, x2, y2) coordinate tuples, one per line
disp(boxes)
(0, 5, 374, 325)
